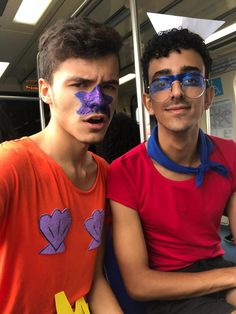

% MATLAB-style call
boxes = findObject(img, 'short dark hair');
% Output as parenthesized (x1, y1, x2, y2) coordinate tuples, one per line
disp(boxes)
(142, 28, 212, 92)
(38, 16, 122, 82)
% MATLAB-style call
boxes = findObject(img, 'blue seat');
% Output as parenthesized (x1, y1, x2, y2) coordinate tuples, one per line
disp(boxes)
(220, 224, 236, 262)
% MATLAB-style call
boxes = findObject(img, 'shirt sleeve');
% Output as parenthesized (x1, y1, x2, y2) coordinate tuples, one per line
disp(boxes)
(107, 158, 139, 211)
(231, 142, 236, 192)
(212, 137, 236, 193)
(0, 144, 17, 218)
(221, 139, 236, 192)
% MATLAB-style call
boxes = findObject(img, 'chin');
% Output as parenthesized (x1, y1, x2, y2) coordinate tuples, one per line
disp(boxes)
(164, 120, 193, 131)
(171, 126, 189, 132)
(86, 134, 106, 145)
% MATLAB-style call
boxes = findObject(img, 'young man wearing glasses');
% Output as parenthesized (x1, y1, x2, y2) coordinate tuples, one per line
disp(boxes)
(107, 28, 236, 313)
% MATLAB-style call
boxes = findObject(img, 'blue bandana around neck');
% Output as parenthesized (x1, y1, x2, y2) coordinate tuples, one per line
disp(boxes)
(147, 126, 229, 187)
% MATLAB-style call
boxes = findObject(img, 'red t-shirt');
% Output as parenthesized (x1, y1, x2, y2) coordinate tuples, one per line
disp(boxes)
(107, 136, 236, 271)
(0, 138, 108, 313)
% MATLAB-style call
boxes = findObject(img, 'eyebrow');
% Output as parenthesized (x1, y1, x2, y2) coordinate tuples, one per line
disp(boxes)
(181, 66, 201, 73)
(151, 69, 171, 81)
(66, 76, 119, 86)
(150, 66, 202, 82)
(102, 79, 119, 86)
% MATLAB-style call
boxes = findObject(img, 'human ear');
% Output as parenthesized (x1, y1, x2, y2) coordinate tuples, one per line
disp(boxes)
(204, 85, 214, 110)
(142, 93, 155, 116)
(39, 78, 52, 105)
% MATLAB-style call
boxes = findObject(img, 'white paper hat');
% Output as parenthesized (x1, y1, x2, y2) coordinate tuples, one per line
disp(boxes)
(147, 12, 225, 41)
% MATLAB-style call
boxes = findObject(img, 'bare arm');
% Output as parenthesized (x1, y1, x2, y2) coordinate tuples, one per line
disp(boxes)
(111, 199, 236, 301)
(226, 191, 236, 244)
(88, 232, 124, 314)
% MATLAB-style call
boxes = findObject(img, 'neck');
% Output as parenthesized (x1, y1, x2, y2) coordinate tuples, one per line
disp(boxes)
(30, 122, 97, 190)
(157, 124, 200, 167)
(31, 121, 89, 166)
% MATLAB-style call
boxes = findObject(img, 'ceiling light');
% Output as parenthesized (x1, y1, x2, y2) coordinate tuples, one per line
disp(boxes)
(13, 0, 53, 25)
(0, 62, 9, 78)
(205, 22, 236, 44)
(119, 73, 136, 85)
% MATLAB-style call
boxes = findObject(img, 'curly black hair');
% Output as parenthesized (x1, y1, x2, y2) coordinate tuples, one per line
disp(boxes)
(38, 16, 122, 82)
(142, 28, 212, 92)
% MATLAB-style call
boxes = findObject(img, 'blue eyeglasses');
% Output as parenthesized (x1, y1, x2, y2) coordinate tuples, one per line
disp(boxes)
(148, 72, 208, 103)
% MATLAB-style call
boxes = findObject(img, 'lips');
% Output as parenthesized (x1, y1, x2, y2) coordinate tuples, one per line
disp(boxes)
(166, 106, 190, 111)
(164, 102, 191, 112)
(83, 114, 106, 123)
(87, 116, 104, 124)
(82, 113, 109, 128)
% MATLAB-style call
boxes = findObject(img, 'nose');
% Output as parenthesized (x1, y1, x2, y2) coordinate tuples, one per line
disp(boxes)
(170, 80, 184, 99)
(90, 84, 113, 118)
(93, 85, 106, 105)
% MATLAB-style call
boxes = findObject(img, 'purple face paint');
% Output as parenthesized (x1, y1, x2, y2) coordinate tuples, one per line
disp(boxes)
(75, 85, 113, 118)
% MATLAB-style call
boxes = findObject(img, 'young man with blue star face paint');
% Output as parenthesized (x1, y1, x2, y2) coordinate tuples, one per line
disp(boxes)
(107, 15, 236, 314)
(0, 16, 124, 314)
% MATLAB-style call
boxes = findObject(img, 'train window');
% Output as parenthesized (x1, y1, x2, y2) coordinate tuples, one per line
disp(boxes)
(0, 91, 50, 138)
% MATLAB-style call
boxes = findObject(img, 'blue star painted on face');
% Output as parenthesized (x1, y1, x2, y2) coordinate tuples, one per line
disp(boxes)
(75, 85, 113, 118)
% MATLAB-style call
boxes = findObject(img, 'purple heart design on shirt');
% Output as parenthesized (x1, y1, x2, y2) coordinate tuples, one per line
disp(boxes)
(84, 209, 105, 250)
(39, 208, 72, 254)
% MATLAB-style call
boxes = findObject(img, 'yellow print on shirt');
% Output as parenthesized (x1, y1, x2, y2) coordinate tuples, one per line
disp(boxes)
(55, 291, 90, 314)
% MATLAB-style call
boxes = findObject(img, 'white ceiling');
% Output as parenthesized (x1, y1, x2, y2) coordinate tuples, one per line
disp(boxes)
(0, 0, 235, 95)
